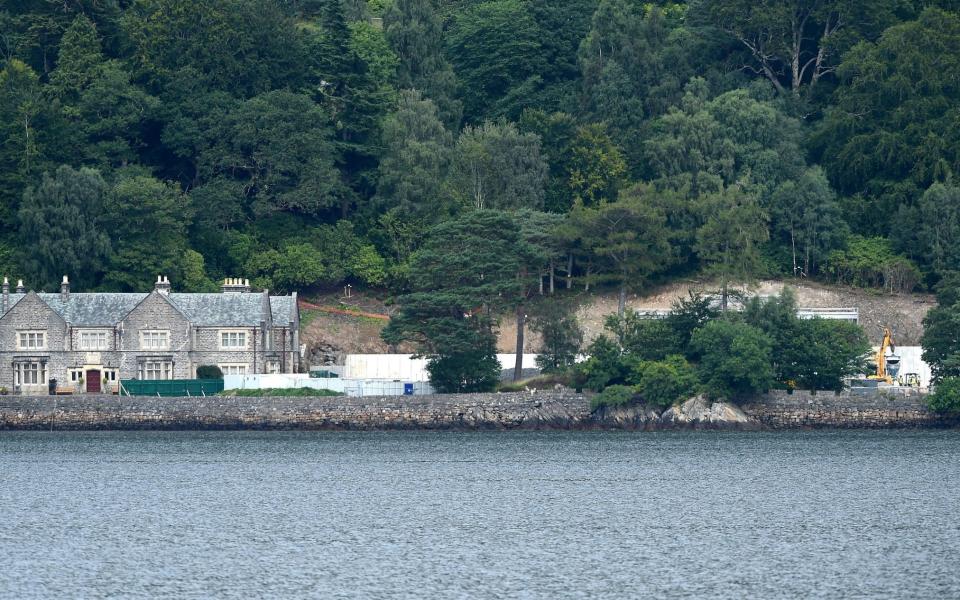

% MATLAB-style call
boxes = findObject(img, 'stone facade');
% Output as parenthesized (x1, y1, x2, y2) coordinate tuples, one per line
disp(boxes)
(0, 277, 300, 394)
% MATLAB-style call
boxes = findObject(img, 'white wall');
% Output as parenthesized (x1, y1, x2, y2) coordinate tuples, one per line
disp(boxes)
(223, 373, 434, 396)
(877, 346, 931, 388)
(342, 353, 539, 381)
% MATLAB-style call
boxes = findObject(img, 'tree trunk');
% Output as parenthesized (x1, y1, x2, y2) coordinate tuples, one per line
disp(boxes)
(549, 259, 555, 294)
(791, 229, 797, 277)
(721, 280, 729, 312)
(513, 306, 525, 382)
(618, 284, 626, 317)
(538, 271, 544, 295)
(566, 254, 573, 290)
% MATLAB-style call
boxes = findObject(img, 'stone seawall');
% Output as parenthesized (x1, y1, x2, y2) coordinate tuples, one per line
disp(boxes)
(740, 389, 944, 428)
(0, 389, 952, 431)
(0, 393, 592, 431)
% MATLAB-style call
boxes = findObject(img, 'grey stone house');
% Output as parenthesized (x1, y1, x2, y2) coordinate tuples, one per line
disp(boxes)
(0, 276, 300, 394)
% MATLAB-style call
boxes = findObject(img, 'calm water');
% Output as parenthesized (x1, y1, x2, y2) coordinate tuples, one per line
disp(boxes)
(1, 430, 958, 599)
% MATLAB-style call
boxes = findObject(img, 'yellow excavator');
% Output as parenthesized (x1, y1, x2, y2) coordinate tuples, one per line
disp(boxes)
(867, 327, 900, 384)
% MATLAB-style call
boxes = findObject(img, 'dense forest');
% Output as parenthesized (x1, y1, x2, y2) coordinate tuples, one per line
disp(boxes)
(3, 1, 960, 391)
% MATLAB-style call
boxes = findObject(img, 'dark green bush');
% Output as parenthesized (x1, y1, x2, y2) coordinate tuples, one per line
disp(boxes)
(590, 385, 636, 411)
(928, 378, 960, 415)
(632, 355, 698, 408)
(196, 365, 223, 379)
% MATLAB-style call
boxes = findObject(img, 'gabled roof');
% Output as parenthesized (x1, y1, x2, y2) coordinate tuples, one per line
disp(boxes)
(167, 293, 268, 326)
(39, 293, 147, 327)
(270, 296, 297, 325)
(0, 290, 295, 328)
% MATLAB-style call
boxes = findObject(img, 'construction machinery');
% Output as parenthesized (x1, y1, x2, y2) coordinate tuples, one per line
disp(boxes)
(865, 327, 901, 385)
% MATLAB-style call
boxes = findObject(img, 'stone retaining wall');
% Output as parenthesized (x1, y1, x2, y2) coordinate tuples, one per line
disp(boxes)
(0, 392, 592, 431)
(740, 389, 942, 428)
(0, 389, 952, 431)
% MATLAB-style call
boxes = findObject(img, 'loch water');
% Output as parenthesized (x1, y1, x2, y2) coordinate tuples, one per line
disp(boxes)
(1, 430, 958, 599)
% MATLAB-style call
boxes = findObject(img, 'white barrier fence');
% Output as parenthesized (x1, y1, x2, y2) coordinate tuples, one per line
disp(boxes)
(223, 373, 435, 397)
(340, 354, 540, 381)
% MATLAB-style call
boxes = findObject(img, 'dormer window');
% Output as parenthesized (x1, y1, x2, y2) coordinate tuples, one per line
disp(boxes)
(140, 330, 170, 350)
(17, 331, 46, 350)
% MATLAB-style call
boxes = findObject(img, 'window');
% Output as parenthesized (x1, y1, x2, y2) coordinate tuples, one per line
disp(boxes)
(15, 362, 47, 386)
(79, 331, 109, 350)
(219, 364, 248, 376)
(139, 361, 173, 380)
(266, 361, 280, 374)
(219, 330, 247, 350)
(140, 331, 169, 350)
(17, 331, 46, 350)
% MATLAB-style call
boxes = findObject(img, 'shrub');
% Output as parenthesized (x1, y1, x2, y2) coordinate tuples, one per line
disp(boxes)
(690, 319, 774, 400)
(196, 365, 223, 379)
(632, 355, 698, 408)
(590, 385, 636, 411)
(928, 378, 960, 415)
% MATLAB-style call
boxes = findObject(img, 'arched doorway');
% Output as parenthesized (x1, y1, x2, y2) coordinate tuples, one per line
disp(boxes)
(86, 369, 101, 393)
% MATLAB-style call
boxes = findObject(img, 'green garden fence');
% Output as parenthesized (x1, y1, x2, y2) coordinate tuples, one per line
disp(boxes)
(119, 379, 224, 397)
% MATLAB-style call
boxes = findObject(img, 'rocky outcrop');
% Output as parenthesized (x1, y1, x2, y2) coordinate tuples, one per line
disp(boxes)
(660, 396, 759, 429)
(593, 395, 761, 430)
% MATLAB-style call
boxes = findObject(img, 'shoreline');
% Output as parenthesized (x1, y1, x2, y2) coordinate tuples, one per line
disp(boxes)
(0, 389, 953, 431)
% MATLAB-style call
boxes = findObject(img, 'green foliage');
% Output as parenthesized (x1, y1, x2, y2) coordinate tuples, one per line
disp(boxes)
(590, 384, 635, 411)
(18, 166, 111, 290)
(690, 319, 774, 399)
(196, 365, 224, 379)
(3, 0, 959, 307)
(530, 299, 583, 374)
(374, 90, 454, 223)
(632, 355, 698, 408)
(743, 289, 869, 391)
(665, 292, 720, 352)
(446, 0, 546, 121)
(605, 312, 681, 362)
(921, 277, 960, 382)
(928, 377, 960, 415)
(815, 8, 960, 236)
(451, 120, 548, 210)
(383, 211, 524, 392)
(102, 173, 193, 291)
(824, 236, 921, 293)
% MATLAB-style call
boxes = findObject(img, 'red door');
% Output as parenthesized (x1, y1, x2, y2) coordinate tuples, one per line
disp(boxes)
(86, 370, 101, 393)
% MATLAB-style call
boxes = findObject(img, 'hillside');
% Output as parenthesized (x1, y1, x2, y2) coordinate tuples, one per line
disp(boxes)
(300, 281, 935, 364)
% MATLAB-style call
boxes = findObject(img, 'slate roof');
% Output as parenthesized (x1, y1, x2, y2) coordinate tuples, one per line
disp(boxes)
(1, 291, 297, 327)
(270, 296, 297, 325)
(167, 293, 267, 327)
(39, 293, 147, 326)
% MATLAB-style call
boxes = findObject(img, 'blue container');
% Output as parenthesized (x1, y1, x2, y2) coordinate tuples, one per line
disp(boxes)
(403, 383, 415, 395)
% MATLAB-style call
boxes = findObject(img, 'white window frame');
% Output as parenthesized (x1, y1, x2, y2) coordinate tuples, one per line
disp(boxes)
(218, 363, 248, 376)
(219, 329, 248, 350)
(17, 330, 46, 351)
(266, 360, 280, 374)
(139, 361, 173, 380)
(139, 330, 170, 351)
(78, 330, 110, 350)
(15, 362, 47, 386)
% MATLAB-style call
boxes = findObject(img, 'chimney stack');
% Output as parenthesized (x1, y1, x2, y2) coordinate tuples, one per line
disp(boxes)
(60, 275, 70, 301)
(15, 279, 24, 293)
(155, 275, 171, 295)
(221, 277, 251, 293)
(2, 277, 8, 313)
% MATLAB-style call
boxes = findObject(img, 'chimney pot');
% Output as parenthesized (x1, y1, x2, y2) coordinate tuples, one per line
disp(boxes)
(16, 279, 25, 293)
